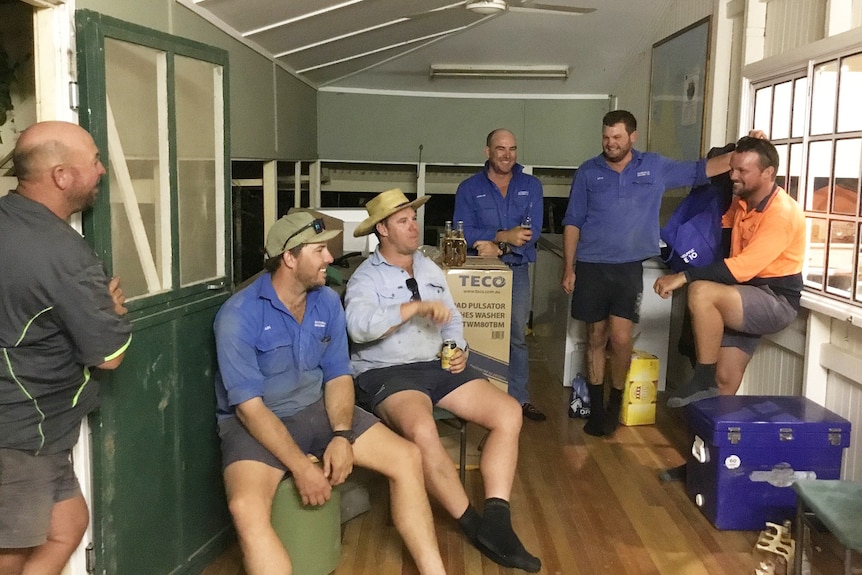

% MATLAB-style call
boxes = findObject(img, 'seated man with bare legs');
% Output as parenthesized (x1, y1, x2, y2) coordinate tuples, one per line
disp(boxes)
(345, 189, 541, 573)
(214, 211, 446, 575)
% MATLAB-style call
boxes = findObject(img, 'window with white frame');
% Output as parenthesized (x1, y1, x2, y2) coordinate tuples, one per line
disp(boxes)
(751, 50, 862, 304)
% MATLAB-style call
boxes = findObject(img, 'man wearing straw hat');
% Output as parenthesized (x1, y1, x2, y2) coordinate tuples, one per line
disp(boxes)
(345, 189, 541, 573)
(213, 211, 446, 575)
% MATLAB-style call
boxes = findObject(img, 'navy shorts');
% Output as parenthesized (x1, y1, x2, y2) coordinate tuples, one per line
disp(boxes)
(571, 261, 643, 324)
(218, 397, 379, 473)
(0, 448, 81, 548)
(354, 361, 484, 414)
(722, 284, 798, 356)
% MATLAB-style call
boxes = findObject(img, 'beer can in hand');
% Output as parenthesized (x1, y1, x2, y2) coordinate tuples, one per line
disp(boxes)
(441, 339, 457, 369)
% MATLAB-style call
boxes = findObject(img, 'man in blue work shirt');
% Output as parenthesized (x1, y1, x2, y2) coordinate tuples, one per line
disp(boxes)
(453, 129, 546, 421)
(560, 110, 735, 437)
(214, 211, 446, 575)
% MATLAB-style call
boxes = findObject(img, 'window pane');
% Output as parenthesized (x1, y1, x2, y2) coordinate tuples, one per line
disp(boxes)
(771, 81, 792, 139)
(792, 77, 808, 138)
(774, 144, 788, 190)
(175, 55, 225, 287)
(811, 60, 838, 135)
(837, 53, 862, 133)
(806, 141, 833, 211)
(826, 221, 855, 295)
(805, 218, 826, 289)
(754, 86, 772, 135)
(105, 39, 171, 300)
(833, 138, 860, 215)
(788, 143, 803, 200)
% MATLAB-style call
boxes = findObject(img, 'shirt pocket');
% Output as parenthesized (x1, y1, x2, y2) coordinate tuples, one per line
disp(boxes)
(302, 331, 332, 371)
(425, 281, 447, 297)
(379, 285, 410, 304)
(474, 193, 500, 224)
(256, 336, 295, 377)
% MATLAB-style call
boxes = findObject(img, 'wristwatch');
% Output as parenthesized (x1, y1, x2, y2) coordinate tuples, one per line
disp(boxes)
(332, 429, 356, 444)
(497, 241, 510, 256)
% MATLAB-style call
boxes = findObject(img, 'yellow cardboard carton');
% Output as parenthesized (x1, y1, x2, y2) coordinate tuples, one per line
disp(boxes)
(620, 350, 659, 426)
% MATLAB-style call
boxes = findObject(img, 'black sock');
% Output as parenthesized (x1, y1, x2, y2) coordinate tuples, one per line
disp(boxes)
(458, 504, 482, 543)
(604, 387, 623, 436)
(583, 383, 606, 437)
(692, 363, 717, 389)
(477, 498, 540, 571)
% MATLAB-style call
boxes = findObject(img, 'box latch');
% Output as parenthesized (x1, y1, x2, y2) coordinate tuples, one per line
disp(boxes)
(828, 428, 843, 446)
(727, 426, 741, 444)
(779, 427, 794, 441)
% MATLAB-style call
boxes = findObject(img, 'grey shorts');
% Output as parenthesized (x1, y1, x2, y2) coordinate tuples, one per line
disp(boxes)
(218, 397, 379, 473)
(722, 284, 798, 356)
(354, 360, 484, 414)
(0, 448, 81, 548)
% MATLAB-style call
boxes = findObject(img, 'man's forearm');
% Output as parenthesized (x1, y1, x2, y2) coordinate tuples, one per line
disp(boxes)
(563, 225, 580, 268)
(236, 398, 311, 473)
(323, 375, 355, 431)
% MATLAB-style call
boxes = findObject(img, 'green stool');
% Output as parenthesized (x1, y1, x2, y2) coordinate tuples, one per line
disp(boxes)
(271, 476, 341, 575)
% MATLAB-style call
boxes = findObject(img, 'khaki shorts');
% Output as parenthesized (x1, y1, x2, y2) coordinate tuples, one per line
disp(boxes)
(0, 448, 81, 548)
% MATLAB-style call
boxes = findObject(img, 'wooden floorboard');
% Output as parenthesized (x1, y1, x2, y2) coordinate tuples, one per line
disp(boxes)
(200, 339, 760, 575)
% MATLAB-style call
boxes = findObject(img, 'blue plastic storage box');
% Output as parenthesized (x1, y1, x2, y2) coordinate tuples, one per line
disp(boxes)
(685, 396, 851, 531)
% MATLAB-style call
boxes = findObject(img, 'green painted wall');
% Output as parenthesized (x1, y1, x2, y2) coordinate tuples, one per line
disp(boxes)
(317, 92, 610, 166)
(78, 0, 317, 160)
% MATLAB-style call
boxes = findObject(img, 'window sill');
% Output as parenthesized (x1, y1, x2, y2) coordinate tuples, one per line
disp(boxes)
(800, 291, 862, 328)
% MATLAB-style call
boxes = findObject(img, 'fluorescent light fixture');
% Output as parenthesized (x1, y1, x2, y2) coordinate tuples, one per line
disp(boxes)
(429, 64, 569, 79)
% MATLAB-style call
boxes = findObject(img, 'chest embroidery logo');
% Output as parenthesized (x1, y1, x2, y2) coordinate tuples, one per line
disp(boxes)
(314, 320, 326, 328)
(637, 171, 651, 177)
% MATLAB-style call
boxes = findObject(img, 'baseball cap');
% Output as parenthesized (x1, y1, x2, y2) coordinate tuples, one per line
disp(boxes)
(265, 211, 342, 258)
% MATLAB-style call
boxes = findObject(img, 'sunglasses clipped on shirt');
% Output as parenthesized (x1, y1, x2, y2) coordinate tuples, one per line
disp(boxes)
(283, 218, 325, 251)
(405, 277, 421, 302)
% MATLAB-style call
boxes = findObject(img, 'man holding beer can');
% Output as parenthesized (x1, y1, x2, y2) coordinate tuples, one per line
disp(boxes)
(345, 189, 540, 573)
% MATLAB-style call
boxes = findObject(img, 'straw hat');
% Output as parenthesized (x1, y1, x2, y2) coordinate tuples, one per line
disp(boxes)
(353, 188, 430, 237)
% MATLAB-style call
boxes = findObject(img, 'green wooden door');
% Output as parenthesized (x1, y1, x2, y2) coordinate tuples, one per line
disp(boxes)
(75, 11, 232, 575)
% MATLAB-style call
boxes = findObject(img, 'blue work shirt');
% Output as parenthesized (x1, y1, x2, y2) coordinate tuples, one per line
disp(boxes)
(345, 249, 466, 377)
(214, 273, 351, 420)
(453, 162, 544, 266)
(562, 149, 708, 263)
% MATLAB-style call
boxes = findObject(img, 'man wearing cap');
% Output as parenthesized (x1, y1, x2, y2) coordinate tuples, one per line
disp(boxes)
(344, 189, 541, 573)
(213, 211, 446, 575)
(453, 128, 546, 421)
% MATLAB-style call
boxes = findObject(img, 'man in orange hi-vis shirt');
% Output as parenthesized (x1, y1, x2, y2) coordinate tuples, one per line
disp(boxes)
(653, 135, 805, 408)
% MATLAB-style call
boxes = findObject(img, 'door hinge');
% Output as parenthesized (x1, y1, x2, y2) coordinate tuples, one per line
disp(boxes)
(86, 542, 95, 574)
(69, 82, 79, 111)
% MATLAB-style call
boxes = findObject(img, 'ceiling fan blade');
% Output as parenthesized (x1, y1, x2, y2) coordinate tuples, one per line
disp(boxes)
(405, 1, 471, 20)
(508, 3, 596, 15)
